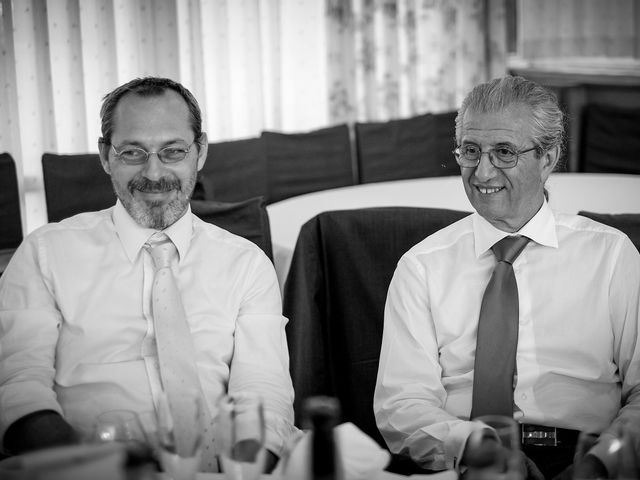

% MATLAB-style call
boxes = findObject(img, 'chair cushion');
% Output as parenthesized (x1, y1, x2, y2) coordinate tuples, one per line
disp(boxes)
(0, 152, 23, 249)
(262, 124, 354, 203)
(577, 211, 640, 252)
(42, 153, 115, 222)
(355, 111, 459, 184)
(197, 137, 268, 202)
(581, 104, 640, 174)
(190, 197, 273, 261)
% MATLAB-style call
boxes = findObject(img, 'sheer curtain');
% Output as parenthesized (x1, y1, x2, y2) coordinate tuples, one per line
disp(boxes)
(0, 0, 506, 233)
(327, 0, 507, 123)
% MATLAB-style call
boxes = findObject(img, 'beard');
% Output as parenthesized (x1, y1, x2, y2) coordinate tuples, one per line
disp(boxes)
(113, 171, 197, 229)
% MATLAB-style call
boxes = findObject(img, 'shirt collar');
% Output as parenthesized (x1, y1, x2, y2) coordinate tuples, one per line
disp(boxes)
(113, 200, 193, 263)
(472, 200, 558, 258)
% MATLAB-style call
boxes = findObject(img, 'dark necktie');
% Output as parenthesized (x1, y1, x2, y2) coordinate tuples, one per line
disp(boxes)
(470, 235, 530, 419)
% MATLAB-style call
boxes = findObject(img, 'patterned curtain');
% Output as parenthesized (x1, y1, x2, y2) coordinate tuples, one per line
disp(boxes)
(326, 0, 508, 123)
(0, 0, 506, 233)
(0, 0, 329, 232)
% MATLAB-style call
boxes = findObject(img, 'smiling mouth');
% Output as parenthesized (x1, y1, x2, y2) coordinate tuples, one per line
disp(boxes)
(476, 186, 504, 194)
(134, 189, 176, 201)
(136, 188, 173, 194)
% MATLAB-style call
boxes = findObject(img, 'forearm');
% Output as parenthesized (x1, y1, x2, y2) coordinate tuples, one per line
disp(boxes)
(229, 367, 296, 456)
(3, 410, 79, 455)
(232, 309, 296, 456)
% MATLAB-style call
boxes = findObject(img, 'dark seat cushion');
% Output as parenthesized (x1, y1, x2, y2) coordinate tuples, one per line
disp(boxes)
(0, 152, 23, 250)
(42, 153, 115, 222)
(283, 207, 471, 448)
(355, 111, 459, 184)
(262, 124, 355, 203)
(577, 211, 640, 252)
(197, 137, 268, 202)
(581, 104, 640, 174)
(191, 197, 273, 261)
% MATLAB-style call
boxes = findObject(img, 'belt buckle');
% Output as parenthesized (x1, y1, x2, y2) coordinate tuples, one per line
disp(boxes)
(521, 425, 558, 447)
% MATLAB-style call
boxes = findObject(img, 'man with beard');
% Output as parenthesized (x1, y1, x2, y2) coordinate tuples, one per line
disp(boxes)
(0, 78, 296, 471)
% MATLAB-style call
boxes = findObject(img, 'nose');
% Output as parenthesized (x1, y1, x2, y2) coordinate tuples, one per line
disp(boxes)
(473, 151, 498, 181)
(141, 152, 165, 181)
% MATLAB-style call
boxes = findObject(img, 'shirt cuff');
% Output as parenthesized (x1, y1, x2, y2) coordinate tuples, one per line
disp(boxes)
(264, 416, 301, 457)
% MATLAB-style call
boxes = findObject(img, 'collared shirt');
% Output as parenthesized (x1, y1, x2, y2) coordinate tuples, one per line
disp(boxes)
(374, 201, 640, 472)
(0, 201, 296, 455)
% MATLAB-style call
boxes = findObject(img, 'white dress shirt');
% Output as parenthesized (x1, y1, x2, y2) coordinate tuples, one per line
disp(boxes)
(0, 201, 296, 455)
(374, 201, 640, 471)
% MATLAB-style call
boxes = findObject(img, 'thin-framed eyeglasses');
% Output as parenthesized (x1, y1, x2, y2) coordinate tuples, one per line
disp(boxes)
(452, 144, 538, 169)
(110, 142, 198, 165)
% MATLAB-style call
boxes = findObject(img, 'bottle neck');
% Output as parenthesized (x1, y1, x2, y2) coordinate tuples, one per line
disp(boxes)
(312, 423, 337, 480)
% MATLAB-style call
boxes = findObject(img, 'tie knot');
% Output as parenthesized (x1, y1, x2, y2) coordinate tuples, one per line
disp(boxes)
(491, 235, 530, 264)
(145, 232, 178, 269)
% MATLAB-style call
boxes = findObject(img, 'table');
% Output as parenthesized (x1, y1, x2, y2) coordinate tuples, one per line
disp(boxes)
(266, 173, 640, 291)
(182, 471, 455, 479)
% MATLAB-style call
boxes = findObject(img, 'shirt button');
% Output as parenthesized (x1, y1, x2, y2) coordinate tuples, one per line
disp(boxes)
(521, 393, 527, 400)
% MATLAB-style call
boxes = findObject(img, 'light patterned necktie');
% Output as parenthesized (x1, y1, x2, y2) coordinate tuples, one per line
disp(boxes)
(146, 232, 218, 471)
(470, 235, 530, 419)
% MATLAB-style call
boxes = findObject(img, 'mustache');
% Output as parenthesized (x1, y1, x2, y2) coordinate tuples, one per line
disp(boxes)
(129, 176, 181, 193)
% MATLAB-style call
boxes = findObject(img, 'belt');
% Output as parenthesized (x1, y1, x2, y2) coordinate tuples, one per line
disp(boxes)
(520, 424, 580, 447)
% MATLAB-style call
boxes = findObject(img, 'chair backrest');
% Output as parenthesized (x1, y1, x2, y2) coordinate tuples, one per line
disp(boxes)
(355, 111, 459, 184)
(191, 197, 273, 261)
(0, 152, 23, 250)
(198, 137, 268, 202)
(262, 124, 355, 204)
(580, 104, 640, 174)
(578, 211, 640, 252)
(282, 207, 471, 446)
(42, 153, 115, 222)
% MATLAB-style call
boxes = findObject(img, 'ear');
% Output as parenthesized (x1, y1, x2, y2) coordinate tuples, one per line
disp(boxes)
(540, 145, 559, 183)
(196, 133, 208, 172)
(98, 139, 111, 175)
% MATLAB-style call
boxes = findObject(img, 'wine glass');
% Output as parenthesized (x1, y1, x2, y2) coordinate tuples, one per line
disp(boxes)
(156, 389, 204, 480)
(574, 424, 640, 479)
(93, 409, 156, 475)
(215, 392, 266, 480)
(94, 410, 147, 444)
(465, 415, 523, 480)
(607, 422, 640, 479)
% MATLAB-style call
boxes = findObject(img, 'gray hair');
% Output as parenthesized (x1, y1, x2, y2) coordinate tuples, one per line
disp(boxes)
(455, 76, 565, 165)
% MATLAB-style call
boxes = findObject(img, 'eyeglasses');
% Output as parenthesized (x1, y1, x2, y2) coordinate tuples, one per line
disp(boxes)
(452, 144, 538, 169)
(111, 142, 197, 165)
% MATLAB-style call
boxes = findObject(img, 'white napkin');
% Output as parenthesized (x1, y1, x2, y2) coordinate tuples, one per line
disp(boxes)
(277, 422, 391, 480)
(0, 443, 126, 480)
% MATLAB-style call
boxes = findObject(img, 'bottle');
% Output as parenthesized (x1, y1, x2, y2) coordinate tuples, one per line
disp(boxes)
(302, 396, 343, 480)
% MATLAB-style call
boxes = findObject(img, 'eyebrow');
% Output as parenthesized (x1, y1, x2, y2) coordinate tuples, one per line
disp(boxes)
(461, 139, 518, 147)
(113, 138, 191, 148)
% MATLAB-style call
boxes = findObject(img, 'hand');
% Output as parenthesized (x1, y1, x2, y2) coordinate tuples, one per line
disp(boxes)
(3, 410, 79, 455)
(519, 451, 545, 480)
(572, 454, 608, 479)
(263, 449, 279, 473)
(462, 434, 505, 469)
(551, 465, 574, 480)
(462, 439, 544, 480)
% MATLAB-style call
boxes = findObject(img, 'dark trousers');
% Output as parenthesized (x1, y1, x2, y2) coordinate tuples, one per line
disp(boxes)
(523, 443, 576, 479)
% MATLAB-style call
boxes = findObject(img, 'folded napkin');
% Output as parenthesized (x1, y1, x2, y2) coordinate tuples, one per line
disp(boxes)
(277, 422, 391, 480)
(0, 443, 126, 480)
